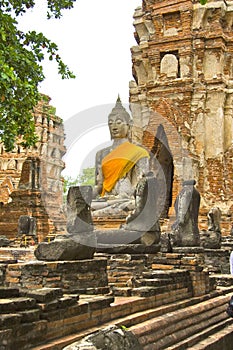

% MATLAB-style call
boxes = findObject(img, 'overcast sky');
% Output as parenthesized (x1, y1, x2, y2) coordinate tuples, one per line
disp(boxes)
(18, 0, 142, 119)
(18, 0, 142, 177)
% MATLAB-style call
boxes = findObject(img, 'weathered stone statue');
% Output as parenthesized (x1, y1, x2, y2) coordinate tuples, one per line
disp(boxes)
(66, 186, 93, 234)
(35, 186, 96, 261)
(171, 179, 200, 247)
(92, 98, 161, 251)
(18, 215, 37, 236)
(92, 97, 149, 217)
(123, 171, 161, 246)
(200, 207, 222, 249)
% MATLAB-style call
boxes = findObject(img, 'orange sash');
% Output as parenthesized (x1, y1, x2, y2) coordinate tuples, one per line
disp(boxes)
(101, 142, 149, 196)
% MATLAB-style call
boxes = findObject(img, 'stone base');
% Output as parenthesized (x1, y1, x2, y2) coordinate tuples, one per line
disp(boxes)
(172, 246, 204, 254)
(0, 247, 35, 262)
(3, 258, 109, 294)
(95, 229, 160, 246)
(96, 244, 160, 254)
(34, 234, 96, 261)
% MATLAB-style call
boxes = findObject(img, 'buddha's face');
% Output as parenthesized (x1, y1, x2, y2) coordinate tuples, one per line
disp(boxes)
(108, 114, 129, 139)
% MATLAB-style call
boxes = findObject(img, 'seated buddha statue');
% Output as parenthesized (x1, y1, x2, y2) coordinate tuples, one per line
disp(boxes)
(92, 97, 149, 217)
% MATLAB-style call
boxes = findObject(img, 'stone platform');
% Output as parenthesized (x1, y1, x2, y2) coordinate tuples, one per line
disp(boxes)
(0, 247, 35, 263)
(1, 258, 109, 295)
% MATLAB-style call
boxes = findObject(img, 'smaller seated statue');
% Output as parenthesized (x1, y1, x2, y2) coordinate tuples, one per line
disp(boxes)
(200, 207, 222, 249)
(92, 97, 149, 218)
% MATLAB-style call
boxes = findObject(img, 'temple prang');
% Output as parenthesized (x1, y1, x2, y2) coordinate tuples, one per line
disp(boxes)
(0, 95, 66, 242)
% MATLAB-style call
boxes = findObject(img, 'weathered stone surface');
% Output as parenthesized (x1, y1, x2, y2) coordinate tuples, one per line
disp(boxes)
(123, 172, 161, 242)
(171, 180, 200, 247)
(21, 287, 63, 303)
(200, 230, 221, 249)
(200, 207, 222, 249)
(0, 297, 37, 313)
(19, 309, 41, 323)
(96, 228, 160, 247)
(160, 232, 173, 253)
(66, 186, 93, 234)
(207, 207, 222, 233)
(3, 259, 109, 294)
(34, 235, 96, 261)
(96, 229, 142, 245)
(96, 243, 160, 254)
(0, 235, 11, 247)
(63, 325, 142, 350)
(0, 287, 19, 299)
(18, 215, 36, 236)
(0, 313, 22, 328)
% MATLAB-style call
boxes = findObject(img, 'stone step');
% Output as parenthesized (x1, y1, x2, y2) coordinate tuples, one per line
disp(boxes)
(143, 312, 228, 349)
(186, 322, 233, 350)
(30, 289, 227, 350)
(129, 292, 232, 349)
(165, 318, 233, 350)
(142, 269, 190, 280)
(112, 280, 192, 297)
(0, 297, 37, 313)
(0, 287, 19, 298)
(138, 278, 190, 287)
(131, 282, 191, 297)
(108, 268, 192, 293)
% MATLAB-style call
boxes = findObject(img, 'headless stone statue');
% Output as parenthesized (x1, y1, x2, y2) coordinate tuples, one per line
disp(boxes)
(35, 186, 96, 261)
(92, 97, 149, 218)
(171, 179, 200, 247)
(200, 207, 222, 249)
(123, 171, 161, 246)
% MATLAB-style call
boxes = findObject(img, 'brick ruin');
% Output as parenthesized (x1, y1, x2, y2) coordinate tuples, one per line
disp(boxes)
(0, 95, 66, 242)
(0, 2, 233, 349)
(130, 0, 233, 234)
(0, 1, 232, 240)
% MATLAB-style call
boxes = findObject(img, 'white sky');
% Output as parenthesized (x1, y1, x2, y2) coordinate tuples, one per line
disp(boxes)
(18, 0, 142, 178)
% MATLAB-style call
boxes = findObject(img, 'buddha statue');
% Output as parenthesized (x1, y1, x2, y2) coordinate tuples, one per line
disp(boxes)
(92, 97, 149, 217)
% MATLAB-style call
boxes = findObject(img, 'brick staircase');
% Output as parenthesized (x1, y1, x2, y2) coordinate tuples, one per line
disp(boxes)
(27, 286, 233, 350)
(0, 283, 232, 349)
(129, 289, 233, 349)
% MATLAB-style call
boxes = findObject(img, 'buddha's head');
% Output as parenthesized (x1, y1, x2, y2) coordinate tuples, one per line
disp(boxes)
(108, 96, 132, 140)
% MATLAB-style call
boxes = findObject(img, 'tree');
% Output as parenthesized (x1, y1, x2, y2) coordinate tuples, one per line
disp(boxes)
(0, 0, 208, 152)
(0, 0, 76, 151)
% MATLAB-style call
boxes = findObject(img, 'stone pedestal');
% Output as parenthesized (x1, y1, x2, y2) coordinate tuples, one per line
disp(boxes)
(4, 259, 109, 294)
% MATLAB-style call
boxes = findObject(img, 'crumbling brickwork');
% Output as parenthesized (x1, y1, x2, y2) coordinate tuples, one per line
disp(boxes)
(0, 95, 66, 241)
(130, 0, 233, 233)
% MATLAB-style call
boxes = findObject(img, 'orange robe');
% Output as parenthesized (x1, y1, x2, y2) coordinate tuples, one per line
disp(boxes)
(101, 141, 149, 196)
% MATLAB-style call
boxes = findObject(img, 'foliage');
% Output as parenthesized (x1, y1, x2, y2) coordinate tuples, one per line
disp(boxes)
(63, 167, 95, 195)
(199, 0, 208, 4)
(0, 0, 76, 151)
(77, 167, 95, 187)
(0, 0, 208, 151)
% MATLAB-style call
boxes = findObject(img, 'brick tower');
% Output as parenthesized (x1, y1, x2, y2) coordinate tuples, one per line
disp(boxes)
(0, 95, 66, 242)
(130, 0, 233, 233)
